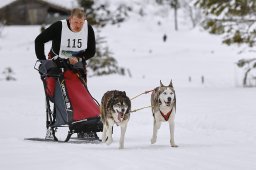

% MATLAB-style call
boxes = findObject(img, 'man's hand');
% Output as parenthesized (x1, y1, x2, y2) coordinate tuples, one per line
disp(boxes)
(69, 56, 78, 65)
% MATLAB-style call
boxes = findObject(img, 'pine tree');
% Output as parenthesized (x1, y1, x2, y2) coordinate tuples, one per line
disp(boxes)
(87, 35, 126, 77)
(78, 0, 97, 25)
(194, 0, 256, 46)
(194, 1, 256, 87)
(237, 58, 256, 87)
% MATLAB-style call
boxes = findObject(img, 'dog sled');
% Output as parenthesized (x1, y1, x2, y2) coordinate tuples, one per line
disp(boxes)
(33, 58, 103, 142)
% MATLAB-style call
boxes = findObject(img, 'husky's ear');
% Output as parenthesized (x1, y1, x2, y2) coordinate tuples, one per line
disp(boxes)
(122, 91, 126, 96)
(169, 80, 173, 88)
(160, 80, 164, 87)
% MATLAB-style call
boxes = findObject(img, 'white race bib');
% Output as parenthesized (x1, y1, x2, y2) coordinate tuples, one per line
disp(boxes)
(59, 20, 88, 59)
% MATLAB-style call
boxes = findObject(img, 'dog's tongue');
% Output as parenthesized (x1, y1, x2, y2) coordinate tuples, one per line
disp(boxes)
(118, 112, 124, 122)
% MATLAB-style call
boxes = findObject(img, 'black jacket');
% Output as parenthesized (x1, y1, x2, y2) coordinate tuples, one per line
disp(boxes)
(35, 19, 96, 60)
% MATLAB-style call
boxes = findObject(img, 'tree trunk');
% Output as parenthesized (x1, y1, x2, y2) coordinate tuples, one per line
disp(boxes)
(243, 68, 251, 87)
(174, 0, 178, 31)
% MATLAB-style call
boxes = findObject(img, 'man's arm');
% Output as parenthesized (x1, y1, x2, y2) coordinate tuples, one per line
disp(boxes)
(80, 24, 96, 60)
(34, 21, 62, 60)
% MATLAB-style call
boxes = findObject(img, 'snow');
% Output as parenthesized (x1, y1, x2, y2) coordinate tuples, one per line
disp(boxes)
(43, 0, 79, 9)
(0, 0, 15, 8)
(0, 2, 256, 170)
(0, 0, 78, 9)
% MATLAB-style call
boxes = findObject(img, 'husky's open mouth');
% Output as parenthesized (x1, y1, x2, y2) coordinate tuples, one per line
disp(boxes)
(117, 111, 124, 122)
(164, 100, 171, 106)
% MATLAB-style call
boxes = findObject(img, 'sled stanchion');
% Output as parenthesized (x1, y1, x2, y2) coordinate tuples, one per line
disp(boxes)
(52, 128, 58, 141)
(64, 131, 73, 142)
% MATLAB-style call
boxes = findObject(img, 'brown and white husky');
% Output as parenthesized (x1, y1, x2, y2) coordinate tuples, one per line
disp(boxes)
(100, 90, 131, 149)
(151, 80, 177, 147)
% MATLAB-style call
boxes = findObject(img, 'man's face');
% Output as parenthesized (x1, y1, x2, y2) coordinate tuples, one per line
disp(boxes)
(70, 16, 85, 32)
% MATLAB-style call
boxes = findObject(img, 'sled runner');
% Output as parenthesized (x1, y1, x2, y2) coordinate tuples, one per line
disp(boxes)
(24, 137, 102, 144)
(34, 59, 103, 142)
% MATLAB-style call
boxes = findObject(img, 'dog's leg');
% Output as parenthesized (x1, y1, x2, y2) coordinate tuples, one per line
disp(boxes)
(119, 123, 127, 149)
(151, 119, 161, 144)
(169, 119, 178, 147)
(105, 125, 113, 145)
(102, 123, 107, 143)
(106, 120, 114, 145)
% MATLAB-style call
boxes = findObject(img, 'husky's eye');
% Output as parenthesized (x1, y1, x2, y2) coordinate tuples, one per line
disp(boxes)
(163, 92, 167, 95)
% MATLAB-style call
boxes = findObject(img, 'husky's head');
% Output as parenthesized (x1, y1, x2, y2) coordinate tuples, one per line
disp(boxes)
(154, 80, 176, 107)
(110, 91, 131, 123)
(158, 80, 175, 106)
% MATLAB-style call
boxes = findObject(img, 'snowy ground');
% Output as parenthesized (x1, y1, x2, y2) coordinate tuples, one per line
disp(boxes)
(0, 9, 256, 170)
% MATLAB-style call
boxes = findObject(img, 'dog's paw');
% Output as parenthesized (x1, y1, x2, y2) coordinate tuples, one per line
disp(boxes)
(170, 140, 178, 147)
(151, 138, 156, 144)
(102, 136, 108, 143)
(119, 145, 124, 149)
(106, 138, 113, 145)
(171, 144, 178, 147)
(101, 137, 106, 143)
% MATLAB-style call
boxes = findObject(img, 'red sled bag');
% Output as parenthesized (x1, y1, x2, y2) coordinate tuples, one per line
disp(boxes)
(38, 60, 101, 126)
(35, 59, 102, 142)
(62, 70, 100, 121)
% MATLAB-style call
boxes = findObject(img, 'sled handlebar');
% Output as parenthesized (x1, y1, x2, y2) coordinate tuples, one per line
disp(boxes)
(34, 58, 84, 78)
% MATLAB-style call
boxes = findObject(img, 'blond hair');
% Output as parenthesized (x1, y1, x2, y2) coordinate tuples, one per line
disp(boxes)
(70, 8, 85, 18)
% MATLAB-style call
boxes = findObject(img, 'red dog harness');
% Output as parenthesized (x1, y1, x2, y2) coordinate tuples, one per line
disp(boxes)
(160, 108, 173, 121)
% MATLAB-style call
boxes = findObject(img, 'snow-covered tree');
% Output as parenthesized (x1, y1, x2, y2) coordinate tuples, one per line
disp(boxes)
(236, 58, 256, 87)
(87, 35, 126, 77)
(194, 0, 256, 47)
(78, 0, 127, 76)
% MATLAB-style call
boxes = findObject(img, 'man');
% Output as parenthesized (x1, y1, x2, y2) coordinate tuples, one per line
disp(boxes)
(35, 8, 99, 140)
(35, 8, 95, 64)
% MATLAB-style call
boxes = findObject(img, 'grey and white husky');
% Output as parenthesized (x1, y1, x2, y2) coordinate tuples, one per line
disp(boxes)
(100, 90, 131, 149)
(151, 80, 177, 147)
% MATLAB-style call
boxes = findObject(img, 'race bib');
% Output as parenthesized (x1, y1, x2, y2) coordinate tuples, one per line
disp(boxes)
(59, 20, 88, 58)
